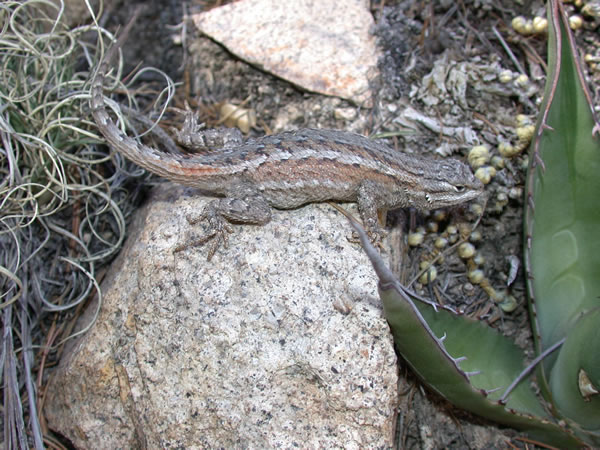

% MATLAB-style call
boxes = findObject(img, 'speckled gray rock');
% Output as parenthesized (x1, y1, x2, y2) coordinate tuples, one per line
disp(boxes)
(192, 0, 379, 106)
(46, 184, 398, 448)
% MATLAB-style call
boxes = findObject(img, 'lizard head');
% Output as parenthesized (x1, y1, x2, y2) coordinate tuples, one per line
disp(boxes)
(418, 159, 484, 209)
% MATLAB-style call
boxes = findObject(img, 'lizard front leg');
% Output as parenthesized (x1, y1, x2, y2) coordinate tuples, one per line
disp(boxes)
(355, 180, 391, 247)
(176, 183, 272, 260)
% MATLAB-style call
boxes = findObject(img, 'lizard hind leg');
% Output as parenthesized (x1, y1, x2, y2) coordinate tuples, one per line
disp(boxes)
(175, 185, 272, 260)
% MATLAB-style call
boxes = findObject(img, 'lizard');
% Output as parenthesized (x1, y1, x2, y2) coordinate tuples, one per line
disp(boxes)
(90, 41, 483, 260)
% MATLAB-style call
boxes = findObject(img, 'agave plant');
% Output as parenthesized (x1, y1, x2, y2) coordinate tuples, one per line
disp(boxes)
(523, 0, 600, 441)
(351, 0, 599, 447)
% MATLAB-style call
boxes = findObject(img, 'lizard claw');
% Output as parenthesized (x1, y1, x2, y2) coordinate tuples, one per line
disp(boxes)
(174, 201, 234, 260)
(347, 223, 388, 250)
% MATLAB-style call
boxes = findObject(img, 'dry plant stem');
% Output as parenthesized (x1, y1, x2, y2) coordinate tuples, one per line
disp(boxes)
(514, 436, 560, 450)
(36, 320, 63, 430)
(492, 26, 526, 75)
(499, 337, 566, 403)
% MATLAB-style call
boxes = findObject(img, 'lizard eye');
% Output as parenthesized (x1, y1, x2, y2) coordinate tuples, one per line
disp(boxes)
(454, 185, 466, 193)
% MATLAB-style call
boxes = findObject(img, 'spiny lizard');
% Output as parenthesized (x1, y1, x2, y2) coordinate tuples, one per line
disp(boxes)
(90, 41, 483, 259)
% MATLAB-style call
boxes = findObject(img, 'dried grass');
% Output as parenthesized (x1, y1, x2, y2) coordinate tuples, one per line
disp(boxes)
(0, 1, 175, 447)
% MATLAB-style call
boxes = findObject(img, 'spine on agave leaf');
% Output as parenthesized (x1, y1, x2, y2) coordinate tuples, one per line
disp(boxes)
(348, 218, 583, 448)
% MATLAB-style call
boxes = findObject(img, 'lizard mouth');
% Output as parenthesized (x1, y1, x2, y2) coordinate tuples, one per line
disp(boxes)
(426, 184, 483, 207)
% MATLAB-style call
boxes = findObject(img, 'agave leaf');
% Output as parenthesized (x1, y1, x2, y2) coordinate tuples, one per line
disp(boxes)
(548, 308, 600, 431)
(524, 0, 600, 431)
(348, 220, 583, 448)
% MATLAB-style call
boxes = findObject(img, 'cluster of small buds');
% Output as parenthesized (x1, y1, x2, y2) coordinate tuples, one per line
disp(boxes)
(408, 215, 473, 284)
(499, 114, 536, 159)
(467, 145, 496, 186)
(562, 0, 600, 28)
(569, 14, 584, 29)
(406, 211, 459, 285)
(418, 260, 437, 284)
(468, 145, 490, 169)
(406, 225, 434, 284)
(493, 191, 509, 213)
(406, 205, 519, 311)
(584, 53, 600, 71)
(458, 240, 519, 313)
(468, 115, 534, 187)
(497, 69, 530, 89)
(581, 1, 600, 18)
(511, 15, 548, 35)
(410, 218, 518, 311)
(511, 4, 588, 36)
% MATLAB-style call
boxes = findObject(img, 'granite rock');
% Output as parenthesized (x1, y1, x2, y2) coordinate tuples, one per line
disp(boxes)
(46, 184, 398, 448)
